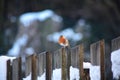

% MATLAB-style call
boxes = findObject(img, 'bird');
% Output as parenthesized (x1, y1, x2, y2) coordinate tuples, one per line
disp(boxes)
(58, 35, 69, 47)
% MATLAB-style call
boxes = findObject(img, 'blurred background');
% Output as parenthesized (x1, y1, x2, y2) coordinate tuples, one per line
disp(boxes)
(0, 0, 120, 79)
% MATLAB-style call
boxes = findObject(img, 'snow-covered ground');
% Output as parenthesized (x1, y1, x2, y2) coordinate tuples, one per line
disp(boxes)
(5, 47, 120, 80)
(111, 49, 120, 79)
(0, 55, 100, 80)
(0, 56, 93, 80)
(90, 66, 100, 80)
(23, 62, 91, 80)
(23, 62, 100, 80)
(2, 55, 116, 80)
(23, 66, 80, 80)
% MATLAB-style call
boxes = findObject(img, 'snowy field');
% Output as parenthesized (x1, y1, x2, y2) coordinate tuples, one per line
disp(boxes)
(0, 56, 100, 80)
(23, 62, 92, 80)
(23, 66, 80, 80)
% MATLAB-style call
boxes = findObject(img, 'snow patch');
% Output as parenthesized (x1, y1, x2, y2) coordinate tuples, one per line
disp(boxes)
(23, 66, 80, 80)
(90, 66, 100, 80)
(47, 28, 83, 43)
(0, 56, 101, 80)
(23, 62, 91, 80)
(52, 68, 61, 80)
(0, 56, 16, 80)
(8, 34, 28, 56)
(25, 47, 34, 55)
(51, 14, 62, 22)
(20, 9, 62, 27)
(83, 62, 91, 69)
(111, 49, 120, 79)
(70, 66, 79, 80)
(52, 66, 79, 80)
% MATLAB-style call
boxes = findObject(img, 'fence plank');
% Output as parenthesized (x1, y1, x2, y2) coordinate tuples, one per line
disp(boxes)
(19, 57, 22, 80)
(100, 40, 105, 80)
(52, 48, 62, 80)
(90, 40, 105, 80)
(57, 49, 62, 68)
(7, 60, 12, 80)
(53, 49, 62, 69)
(112, 36, 120, 51)
(12, 57, 22, 80)
(71, 46, 79, 68)
(46, 52, 52, 80)
(31, 54, 37, 80)
(37, 52, 46, 76)
(25, 55, 32, 77)
(90, 41, 100, 65)
(65, 46, 71, 80)
(78, 44, 84, 80)
(61, 47, 67, 80)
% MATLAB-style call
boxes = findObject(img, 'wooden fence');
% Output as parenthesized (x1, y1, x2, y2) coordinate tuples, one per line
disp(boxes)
(6, 36, 120, 80)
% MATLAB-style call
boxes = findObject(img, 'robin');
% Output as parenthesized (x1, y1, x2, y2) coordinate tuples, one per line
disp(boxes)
(58, 35, 69, 47)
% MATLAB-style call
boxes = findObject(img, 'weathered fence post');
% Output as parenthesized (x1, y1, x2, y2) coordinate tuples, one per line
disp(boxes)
(90, 40, 105, 80)
(7, 60, 12, 80)
(61, 47, 67, 80)
(31, 54, 37, 80)
(66, 46, 71, 80)
(100, 40, 105, 80)
(78, 44, 84, 80)
(12, 57, 22, 80)
(46, 52, 52, 80)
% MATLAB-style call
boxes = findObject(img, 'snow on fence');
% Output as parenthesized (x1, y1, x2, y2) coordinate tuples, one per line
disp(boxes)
(6, 36, 120, 80)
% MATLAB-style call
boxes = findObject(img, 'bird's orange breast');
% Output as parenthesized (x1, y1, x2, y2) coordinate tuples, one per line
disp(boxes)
(58, 35, 69, 46)
(59, 36, 66, 44)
